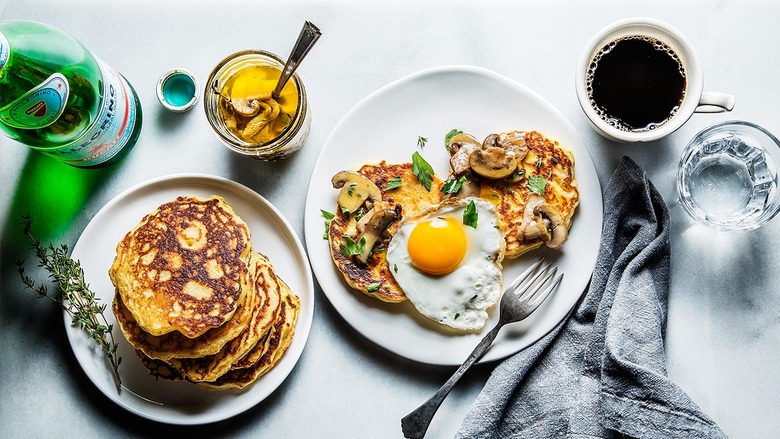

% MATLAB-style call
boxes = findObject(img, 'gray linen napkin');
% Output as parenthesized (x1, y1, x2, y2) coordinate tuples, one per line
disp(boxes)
(457, 156, 726, 439)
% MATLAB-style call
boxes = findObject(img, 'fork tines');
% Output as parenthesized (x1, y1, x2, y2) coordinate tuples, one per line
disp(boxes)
(513, 258, 564, 307)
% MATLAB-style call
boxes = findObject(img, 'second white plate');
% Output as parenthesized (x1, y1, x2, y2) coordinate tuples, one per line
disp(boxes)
(68, 174, 314, 424)
(304, 66, 603, 366)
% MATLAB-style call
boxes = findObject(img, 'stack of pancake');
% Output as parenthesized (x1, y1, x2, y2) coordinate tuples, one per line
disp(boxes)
(109, 195, 299, 389)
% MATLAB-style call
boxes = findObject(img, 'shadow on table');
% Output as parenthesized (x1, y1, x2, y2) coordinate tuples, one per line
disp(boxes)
(0, 149, 124, 276)
(224, 145, 300, 199)
(0, 150, 124, 379)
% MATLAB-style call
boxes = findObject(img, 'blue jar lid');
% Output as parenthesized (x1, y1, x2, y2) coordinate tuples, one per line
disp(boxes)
(156, 68, 199, 113)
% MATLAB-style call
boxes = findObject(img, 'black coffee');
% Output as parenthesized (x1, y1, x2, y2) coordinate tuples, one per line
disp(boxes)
(587, 36, 686, 132)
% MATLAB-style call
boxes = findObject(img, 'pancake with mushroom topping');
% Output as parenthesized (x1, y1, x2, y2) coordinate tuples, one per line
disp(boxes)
(109, 195, 253, 338)
(475, 130, 579, 258)
(327, 161, 444, 302)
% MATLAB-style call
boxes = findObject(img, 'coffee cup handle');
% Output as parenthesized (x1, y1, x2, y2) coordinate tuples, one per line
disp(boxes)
(695, 92, 735, 113)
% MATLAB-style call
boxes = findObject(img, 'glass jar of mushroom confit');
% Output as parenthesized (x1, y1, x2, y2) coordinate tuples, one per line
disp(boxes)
(204, 50, 311, 160)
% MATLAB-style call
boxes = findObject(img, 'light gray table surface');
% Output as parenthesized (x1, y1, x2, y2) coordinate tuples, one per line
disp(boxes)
(1, 0, 778, 438)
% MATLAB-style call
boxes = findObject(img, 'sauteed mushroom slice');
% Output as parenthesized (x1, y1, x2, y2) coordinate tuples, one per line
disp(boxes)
(456, 176, 481, 198)
(448, 133, 481, 176)
(497, 131, 529, 163)
(469, 146, 518, 179)
(442, 174, 481, 200)
(520, 195, 551, 241)
(519, 194, 568, 248)
(356, 200, 393, 232)
(332, 171, 383, 214)
(542, 204, 567, 249)
(482, 133, 500, 148)
(355, 204, 402, 264)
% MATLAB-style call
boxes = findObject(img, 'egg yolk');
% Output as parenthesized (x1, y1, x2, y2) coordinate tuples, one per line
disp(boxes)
(407, 217, 467, 275)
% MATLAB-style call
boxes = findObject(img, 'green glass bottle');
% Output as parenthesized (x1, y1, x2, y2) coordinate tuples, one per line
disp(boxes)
(0, 20, 142, 168)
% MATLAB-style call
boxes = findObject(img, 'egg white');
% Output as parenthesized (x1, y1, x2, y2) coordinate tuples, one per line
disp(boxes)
(386, 198, 504, 331)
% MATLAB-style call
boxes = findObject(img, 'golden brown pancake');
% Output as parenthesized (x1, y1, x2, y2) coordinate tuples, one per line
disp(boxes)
(112, 252, 279, 362)
(165, 253, 284, 382)
(109, 195, 253, 338)
(478, 130, 579, 258)
(327, 161, 444, 302)
(138, 275, 300, 389)
(199, 279, 300, 389)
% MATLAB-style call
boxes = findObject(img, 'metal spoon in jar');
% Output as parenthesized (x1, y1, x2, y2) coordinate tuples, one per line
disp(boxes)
(272, 21, 322, 99)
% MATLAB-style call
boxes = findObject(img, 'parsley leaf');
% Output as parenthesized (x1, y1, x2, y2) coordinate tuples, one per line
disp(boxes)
(417, 136, 428, 148)
(444, 128, 463, 151)
(411, 151, 435, 191)
(367, 283, 381, 293)
(321, 209, 335, 240)
(441, 175, 466, 195)
(463, 200, 478, 228)
(384, 176, 403, 191)
(354, 207, 366, 222)
(528, 175, 547, 194)
(340, 236, 366, 257)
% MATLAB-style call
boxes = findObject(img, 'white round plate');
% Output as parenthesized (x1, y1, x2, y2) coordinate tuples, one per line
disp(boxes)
(304, 66, 602, 366)
(68, 174, 314, 425)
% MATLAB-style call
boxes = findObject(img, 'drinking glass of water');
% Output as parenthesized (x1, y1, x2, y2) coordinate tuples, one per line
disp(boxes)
(677, 121, 780, 230)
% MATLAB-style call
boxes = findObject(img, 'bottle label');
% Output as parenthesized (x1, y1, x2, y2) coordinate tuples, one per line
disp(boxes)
(43, 57, 139, 166)
(0, 32, 9, 70)
(0, 73, 70, 129)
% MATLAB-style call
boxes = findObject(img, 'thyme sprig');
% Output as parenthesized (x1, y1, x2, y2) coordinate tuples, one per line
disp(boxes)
(16, 215, 122, 391)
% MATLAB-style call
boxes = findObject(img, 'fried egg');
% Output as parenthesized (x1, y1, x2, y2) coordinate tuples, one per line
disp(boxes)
(386, 198, 505, 331)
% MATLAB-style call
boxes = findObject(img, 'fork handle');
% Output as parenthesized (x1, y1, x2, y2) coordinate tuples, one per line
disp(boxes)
(400, 323, 504, 439)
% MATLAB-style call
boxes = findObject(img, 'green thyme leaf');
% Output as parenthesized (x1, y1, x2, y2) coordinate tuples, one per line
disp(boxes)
(367, 283, 381, 293)
(454, 313, 461, 320)
(340, 236, 366, 257)
(384, 176, 403, 191)
(444, 128, 463, 151)
(321, 209, 335, 239)
(441, 175, 466, 195)
(411, 151, 435, 191)
(393, 264, 398, 273)
(463, 200, 478, 228)
(17, 215, 122, 391)
(528, 175, 547, 194)
(535, 158, 543, 169)
(417, 136, 428, 148)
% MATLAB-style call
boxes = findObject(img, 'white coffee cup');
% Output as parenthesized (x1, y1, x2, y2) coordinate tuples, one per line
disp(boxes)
(575, 18, 735, 143)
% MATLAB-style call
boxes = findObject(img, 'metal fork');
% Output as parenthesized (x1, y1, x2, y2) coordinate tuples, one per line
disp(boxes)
(400, 258, 563, 439)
